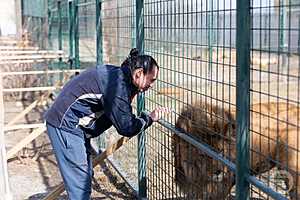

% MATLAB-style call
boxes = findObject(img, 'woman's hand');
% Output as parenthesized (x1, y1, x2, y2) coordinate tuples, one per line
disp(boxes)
(149, 107, 171, 122)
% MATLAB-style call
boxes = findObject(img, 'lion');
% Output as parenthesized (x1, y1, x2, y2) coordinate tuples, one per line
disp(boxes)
(173, 101, 300, 199)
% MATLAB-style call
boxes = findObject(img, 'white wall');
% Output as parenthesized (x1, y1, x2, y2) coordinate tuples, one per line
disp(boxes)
(0, 1, 17, 36)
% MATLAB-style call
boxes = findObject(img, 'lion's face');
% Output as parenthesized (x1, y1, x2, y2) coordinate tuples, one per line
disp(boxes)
(174, 103, 237, 199)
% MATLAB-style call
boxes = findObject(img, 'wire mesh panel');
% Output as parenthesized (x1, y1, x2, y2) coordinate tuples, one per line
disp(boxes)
(101, 0, 136, 64)
(249, 0, 300, 199)
(48, 0, 70, 54)
(44, 0, 300, 199)
(77, 0, 96, 68)
(100, 0, 139, 192)
(144, 0, 300, 199)
(144, 0, 237, 199)
(22, 0, 48, 48)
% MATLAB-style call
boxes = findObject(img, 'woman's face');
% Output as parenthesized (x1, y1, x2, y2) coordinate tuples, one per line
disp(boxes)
(132, 66, 158, 92)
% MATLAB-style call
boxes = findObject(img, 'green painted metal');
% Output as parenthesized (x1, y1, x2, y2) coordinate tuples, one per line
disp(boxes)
(58, 0, 63, 82)
(131, 0, 136, 48)
(47, 7, 53, 49)
(44, 1, 300, 199)
(96, 0, 103, 65)
(236, 0, 251, 199)
(137, 93, 146, 199)
(23, 0, 46, 18)
(136, 0, 144, 53)
(68, 0, 74, 69)
(74, 0, 80, 69)
(207, 0, 213, 77)
(279, 0, 288, 70)
(136, 0, 146, 199)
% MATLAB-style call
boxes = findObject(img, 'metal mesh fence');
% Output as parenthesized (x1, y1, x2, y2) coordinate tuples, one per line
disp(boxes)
(144, 0, 300, 199)
(144, 0, 236, 198)
(77, 0, 96, 67)
(249, 0, 300, 199)
(43, 0, 300, 199)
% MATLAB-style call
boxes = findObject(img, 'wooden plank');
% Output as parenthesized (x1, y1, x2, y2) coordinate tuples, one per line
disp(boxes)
(0, 54, 67, 61)
(2, 69, 81, 76)
(0, 72, 13, 199)
(6, 100, 40, 127)
(0, 50, 64, 55)
(4, 123, 45, 132)
(0, 46, 39, 51)
(0, 40, 18, 45)
(0, 59, 67, 65)
(5, 76, 71, 127)
(42, 136, 130, 200)
(6, 126, 46, 160)
(3, 86, 62, 93)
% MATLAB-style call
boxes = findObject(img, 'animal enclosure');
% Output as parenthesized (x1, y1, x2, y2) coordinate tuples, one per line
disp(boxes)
(45, 0, 300, 199)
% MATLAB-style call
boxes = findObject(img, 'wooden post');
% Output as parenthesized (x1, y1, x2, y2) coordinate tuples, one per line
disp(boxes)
(0, 72, 13, 200)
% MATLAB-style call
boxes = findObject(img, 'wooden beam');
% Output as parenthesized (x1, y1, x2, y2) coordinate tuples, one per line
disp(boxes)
(0, 46, 39, 51)
(0, 54, 66, 60)
(0, 59, 67, 65)
(42, 136, 130, 200)
(4, 123, 45, 132)
(6, 100, 40, 127)
(5, 76, 70, 127)
(0, 50, 64, 55)
(0, 72, 13, 199)
(6, 126, 46, 160)
(2, 69, 81, 76)
(3, 86, 62, 93)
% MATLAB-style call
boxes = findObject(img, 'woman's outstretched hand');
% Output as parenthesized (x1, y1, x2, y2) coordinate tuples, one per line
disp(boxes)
(149, 107, 172, 122)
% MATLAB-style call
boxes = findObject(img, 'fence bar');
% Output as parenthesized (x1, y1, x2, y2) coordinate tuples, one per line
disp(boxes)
(136, 0, 146, 199)
(159, 119, 236, 170)
(279, 0, 288, 71)
(157, 119, 288, 200)
(106, 156, 139, 197)
(131, 0, 135, 48)
(47, 5, 53, 49)
(136, 0, 144, 53)
(58, 0, 63, 73)
(74, 0, 80, 68)
(247, 176, 288, 200)
(236, 0, 251, 199)
(68, 0, 74, 69)
(207, 0, 213, 77)
(96, 0, 103, 65)
(0, 73, 13, 200)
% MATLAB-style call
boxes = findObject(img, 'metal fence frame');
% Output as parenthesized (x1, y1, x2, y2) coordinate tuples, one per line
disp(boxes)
(46, 0, 299, 199)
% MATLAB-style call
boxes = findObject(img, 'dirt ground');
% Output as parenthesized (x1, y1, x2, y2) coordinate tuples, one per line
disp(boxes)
(4, 100, 137, 200)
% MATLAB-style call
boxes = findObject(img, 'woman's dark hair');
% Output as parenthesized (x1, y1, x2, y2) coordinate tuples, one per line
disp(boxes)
(121, 48, 159, 74)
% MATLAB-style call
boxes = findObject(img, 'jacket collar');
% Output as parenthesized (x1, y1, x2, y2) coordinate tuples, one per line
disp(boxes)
(121, 65, 139, 99)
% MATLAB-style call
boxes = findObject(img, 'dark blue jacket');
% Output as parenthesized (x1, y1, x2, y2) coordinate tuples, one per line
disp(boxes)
(44, 65, 153, 138)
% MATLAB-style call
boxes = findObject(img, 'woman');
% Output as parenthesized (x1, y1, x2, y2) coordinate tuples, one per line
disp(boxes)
(44, 48, 170, 199)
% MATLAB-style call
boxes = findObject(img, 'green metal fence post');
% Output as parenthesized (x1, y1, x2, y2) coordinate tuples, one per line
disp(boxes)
(131, 0, 136, 48)
(95, 0, 106, 150)
(207, 0, 213, 77)
(47, 7, 53, 49)
(136, 0, 146, 199)
(236, 0, 251, 199)
(58, 0, 63, 67)
(279, 0, 287, 72)
(74, 0, 80, 69)
(136, 0, 144, 53)
(96, 0, 103, 65)
(68, 0, 74, 69)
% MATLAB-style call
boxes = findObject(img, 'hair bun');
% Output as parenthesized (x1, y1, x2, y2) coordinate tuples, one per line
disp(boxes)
(129, 48, 139, 58)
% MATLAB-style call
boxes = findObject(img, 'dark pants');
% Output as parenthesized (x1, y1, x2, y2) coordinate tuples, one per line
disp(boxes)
(46, 123, 93, 200)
